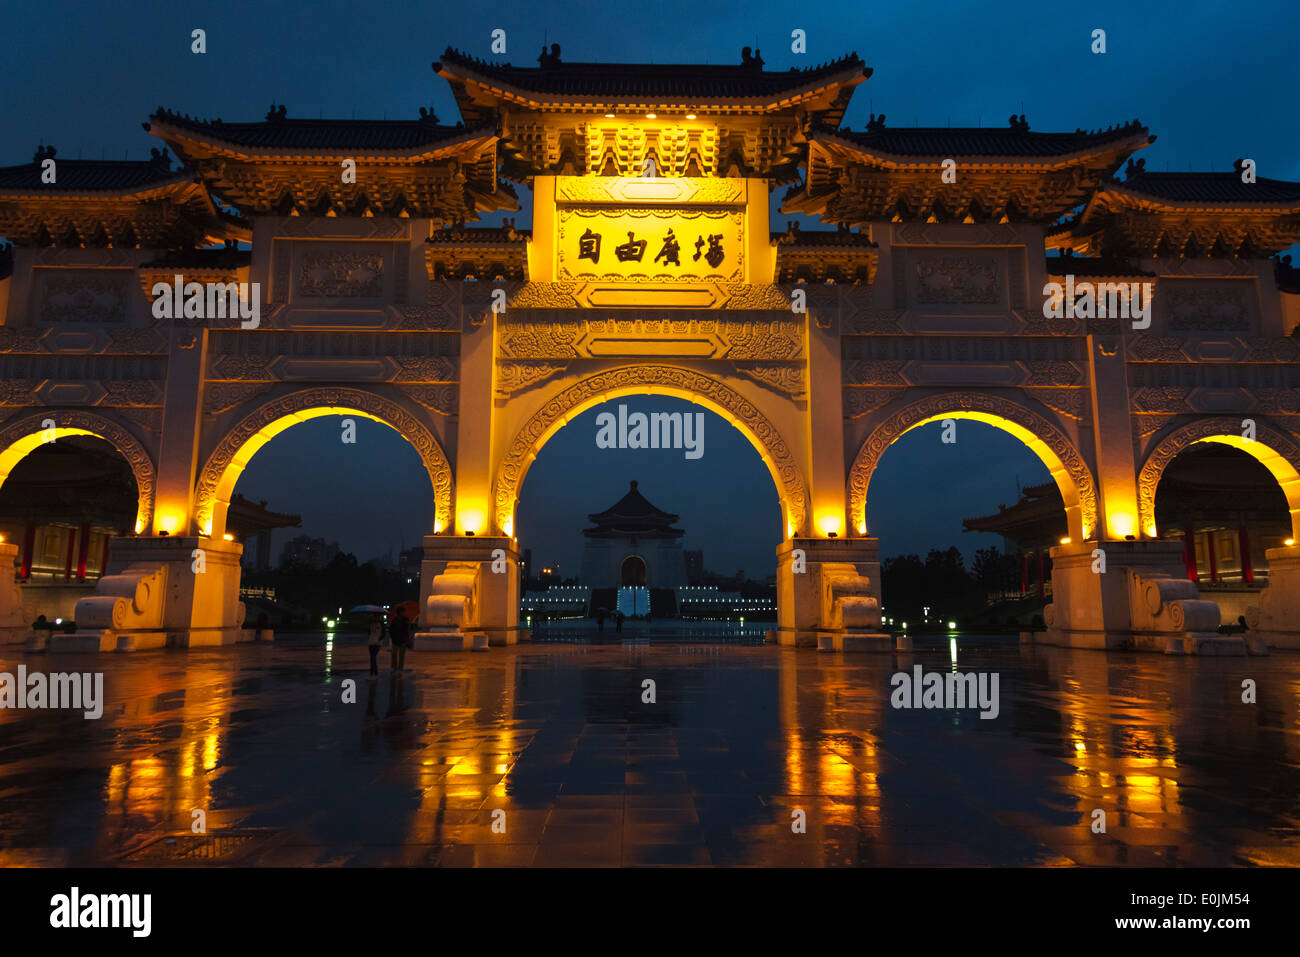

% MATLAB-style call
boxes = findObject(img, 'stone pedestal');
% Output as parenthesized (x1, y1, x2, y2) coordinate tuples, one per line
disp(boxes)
(413, 535, 523, 650)
(0, 542, 29, 645)
(774, 537, 891, 649)
(1246, 544, 1300, 650)
(51, 536, 246, 653)
(1039, 540, 1231, 653)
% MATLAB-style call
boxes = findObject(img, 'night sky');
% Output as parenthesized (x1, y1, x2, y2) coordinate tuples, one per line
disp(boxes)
(3, 0, 1296, 575)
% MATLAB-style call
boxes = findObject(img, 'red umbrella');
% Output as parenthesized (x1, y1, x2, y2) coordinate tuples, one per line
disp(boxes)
(389, 600, 419, 623)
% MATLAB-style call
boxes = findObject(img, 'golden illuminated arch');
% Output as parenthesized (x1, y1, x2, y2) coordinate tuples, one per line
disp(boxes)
(0, 411, 155, 534)
(493, 365, 809, 538)
(194, 388, 453, 537)
(1138, 417, 1300, 540)
(847, 393, 1098, 542)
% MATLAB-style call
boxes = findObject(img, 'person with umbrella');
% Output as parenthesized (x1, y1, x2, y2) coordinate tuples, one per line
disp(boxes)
(389, 603, 412, 673)
(351, 605, 388, 677)
(367, 612, 386, 676)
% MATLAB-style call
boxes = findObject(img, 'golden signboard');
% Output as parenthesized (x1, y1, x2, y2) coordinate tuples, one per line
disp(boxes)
(529, 175, 773, 300)
(557, 207, 744, 283)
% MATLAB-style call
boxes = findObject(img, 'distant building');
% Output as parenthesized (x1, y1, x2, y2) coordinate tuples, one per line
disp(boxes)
(580, 481, 687, 589)
(280, 535, 340, 570)
(397, 546, 423, 583)
(684, 549, 704, 584)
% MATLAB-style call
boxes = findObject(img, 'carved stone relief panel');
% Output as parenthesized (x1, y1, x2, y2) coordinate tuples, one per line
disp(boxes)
(1161, 279, 1256, 332)
(33, 268, 132, 324)
(894, 248, 1006, 310)
(290, 243, 397, 302)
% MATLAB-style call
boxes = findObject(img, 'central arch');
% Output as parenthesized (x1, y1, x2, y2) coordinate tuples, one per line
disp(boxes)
(1138, 417, 1300, 540)
(194, 387, 453, 537)
(0, 410, 155, 534)
(848, 392, 1098, 542)
(493, 365, 810, 539)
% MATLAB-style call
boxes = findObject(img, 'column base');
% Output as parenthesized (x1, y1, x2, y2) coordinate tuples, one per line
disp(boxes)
(816, 631, 899, 655)
(1043, 540, 1223, 653)
(1245, 545, 1300, 651)
(413, 631, 472, 651)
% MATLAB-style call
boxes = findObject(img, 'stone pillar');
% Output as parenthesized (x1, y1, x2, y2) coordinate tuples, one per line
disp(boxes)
(1246, 543, 1300, 649)
(775, 537, 887, 649)
(1206, 529, 1218, 583)
(807, 294, 848, 539)
(415, 534, 523, 649)
(454, 292, 496, 536)
(1085, 333, 1142, 540)
(1184, 527, 1198, 581)
(153, 325, 208, 535)
(1040, 540, 1230, 653)
(51, 536, 246, 652)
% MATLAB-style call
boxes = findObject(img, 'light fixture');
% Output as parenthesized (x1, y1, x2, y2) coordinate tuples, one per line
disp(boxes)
(605, 112, 616, 118)
(223, 533, 234, 541)
(685, 113, 696, 120)
(1288, 538, 1296, 546)
(1059, 536, 1071, 545)
(645, 113, 656, 119)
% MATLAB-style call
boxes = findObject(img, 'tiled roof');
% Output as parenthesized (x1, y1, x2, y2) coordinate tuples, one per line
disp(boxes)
(141, 245, 251, 269)
(588, 481, 680, 525)
(148, 108, 493, 151)
(1115, 171, 1300, 204)
(824, 121, 1150, 158)
(1045, 255, 1154, 277)
(436, 47, 868, 101)
(427, 223, 530, 244)
(0, 156, 187, 192)
(772, 226, 875, 246)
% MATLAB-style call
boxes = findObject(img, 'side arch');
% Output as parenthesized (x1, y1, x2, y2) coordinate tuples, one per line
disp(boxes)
(493, 365, 810, 538)
(1138, 417, 1300, 540)
(847, 392, 1098, 542)
(194, 387, 453, 537)
(0, 410, 156, 534)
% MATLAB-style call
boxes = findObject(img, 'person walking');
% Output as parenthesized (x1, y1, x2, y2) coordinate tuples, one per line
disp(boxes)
(367, 612, 385, 677)
(389, 606, 411, 673)
(597, 607, 606, 633)
(615, 611, 624, 634)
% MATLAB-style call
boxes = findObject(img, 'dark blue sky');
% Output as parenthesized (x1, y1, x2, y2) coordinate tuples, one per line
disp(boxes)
(4, 0, 1295, 574)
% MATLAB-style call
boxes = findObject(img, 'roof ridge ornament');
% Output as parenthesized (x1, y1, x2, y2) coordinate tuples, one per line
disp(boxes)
(741, 46, 764, 69)
(538, 43, 561, 68)
(1125, 157, 1146, 180)
(866, 113, 886, 132)
(418, 106, 439, 124)
(265, 103, 287, 123)
(1008, 113, 1029, 133)
(33, 143, 56, 162)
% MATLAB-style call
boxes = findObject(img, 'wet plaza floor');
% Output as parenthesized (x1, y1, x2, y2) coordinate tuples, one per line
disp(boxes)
(2, 631, 1300, 867)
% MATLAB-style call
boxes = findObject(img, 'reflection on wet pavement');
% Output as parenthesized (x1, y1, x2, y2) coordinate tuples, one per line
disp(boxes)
(2, 635, 1299, 866)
